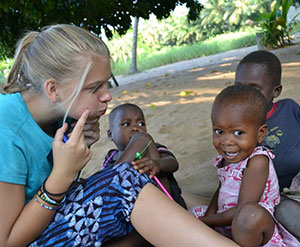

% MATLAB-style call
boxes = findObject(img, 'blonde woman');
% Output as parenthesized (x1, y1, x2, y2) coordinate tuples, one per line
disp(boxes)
(0, 24, 239, 247)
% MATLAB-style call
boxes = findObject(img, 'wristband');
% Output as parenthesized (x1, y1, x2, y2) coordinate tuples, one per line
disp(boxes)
(34, 197, 60, 211)
(42, 179, 68, 197)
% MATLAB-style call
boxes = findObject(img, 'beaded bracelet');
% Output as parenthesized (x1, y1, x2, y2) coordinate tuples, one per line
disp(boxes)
(37, 187, 65, 206)
(34, 197, 60, 211)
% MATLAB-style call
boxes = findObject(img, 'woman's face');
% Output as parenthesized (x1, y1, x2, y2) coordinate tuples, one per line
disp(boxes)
(61, 55, 112, 123)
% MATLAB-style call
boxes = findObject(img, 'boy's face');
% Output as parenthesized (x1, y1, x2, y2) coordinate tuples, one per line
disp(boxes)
(211, 103, 266, 165)
(109, 107, 147, 151)
(235, 63, 281, 109)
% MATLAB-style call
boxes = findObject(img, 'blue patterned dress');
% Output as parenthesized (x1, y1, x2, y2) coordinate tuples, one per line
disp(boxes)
(29, 162, 154, 247)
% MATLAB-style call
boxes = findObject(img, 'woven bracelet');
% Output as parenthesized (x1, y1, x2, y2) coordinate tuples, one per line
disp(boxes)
(37, 188, 60, 206)
(34, 197, 60, 211)
(42, 180, 68, 197)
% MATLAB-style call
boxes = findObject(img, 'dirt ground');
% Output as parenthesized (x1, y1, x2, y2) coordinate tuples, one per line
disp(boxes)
(82, 43, 300, 201)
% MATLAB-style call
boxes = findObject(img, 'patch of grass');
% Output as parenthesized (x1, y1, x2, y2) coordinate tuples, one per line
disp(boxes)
(112, 29, 257, 75)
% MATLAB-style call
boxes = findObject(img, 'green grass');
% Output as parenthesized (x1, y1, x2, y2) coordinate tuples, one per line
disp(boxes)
(111, 29, 257, 75)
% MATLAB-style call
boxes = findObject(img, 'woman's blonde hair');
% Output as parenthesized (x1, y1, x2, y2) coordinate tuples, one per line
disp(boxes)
(5, 24, 110, 94)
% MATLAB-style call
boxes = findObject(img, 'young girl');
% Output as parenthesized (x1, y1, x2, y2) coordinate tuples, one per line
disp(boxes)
(189, 85, 299, 246)
(0, 24, 238, 247)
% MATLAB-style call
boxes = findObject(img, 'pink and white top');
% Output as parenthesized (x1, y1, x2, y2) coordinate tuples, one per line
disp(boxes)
(215, 146, 279, 216)
(190, 146, 299, 246)
(214, 146, 299, 246)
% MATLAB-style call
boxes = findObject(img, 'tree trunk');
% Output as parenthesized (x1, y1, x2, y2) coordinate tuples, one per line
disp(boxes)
(129, 16, 139, 74)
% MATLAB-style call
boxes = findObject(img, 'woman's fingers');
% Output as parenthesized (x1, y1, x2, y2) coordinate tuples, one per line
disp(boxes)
(69, 110, 90, 142)
(54, 123, 68, 143)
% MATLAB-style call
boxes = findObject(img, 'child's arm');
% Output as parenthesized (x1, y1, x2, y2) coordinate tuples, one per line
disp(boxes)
(237, 155, 269, 205)
(116, 133, 178, 178)
(116, 132, 157, 164)
(201, 155, 269, 227)
(132, 148, 179, 178)
(204, 183, 220, 216)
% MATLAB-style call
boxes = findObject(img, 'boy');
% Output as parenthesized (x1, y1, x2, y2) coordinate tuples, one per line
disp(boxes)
(235, 50, 300, 238)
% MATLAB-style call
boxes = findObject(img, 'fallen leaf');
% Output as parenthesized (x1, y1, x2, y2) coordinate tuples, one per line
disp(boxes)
(150, 104, 157, 109)
(122, 90, 128, 94)
(180, 90, 194, 97)
(145, 82, 152, 87)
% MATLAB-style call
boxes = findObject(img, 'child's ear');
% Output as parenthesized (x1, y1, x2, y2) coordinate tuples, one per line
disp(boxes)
(107, 129, 113, 141)
(273, 85, 282, 98)
(258, 124, 268, 144)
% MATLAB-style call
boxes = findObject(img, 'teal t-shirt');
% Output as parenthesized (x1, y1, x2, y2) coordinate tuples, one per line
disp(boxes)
(0, 93, 53, 203)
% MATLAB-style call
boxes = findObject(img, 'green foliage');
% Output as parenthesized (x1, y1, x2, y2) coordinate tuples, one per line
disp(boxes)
(107, 0, 270, 65)
(107, 13, 204, 63)
(111, 29, 257, 75)
(0, 0, 203, 59)
(198, 0, 274, 37)
(0, 58, 13, 85)
(257, 0, 300, 48)
(0, 29, 258, 79)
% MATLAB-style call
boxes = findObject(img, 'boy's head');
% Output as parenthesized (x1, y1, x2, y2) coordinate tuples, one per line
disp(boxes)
(108, 103, 147, 151)
(211, 85, 268, 164)
(235, 50, 282, 108)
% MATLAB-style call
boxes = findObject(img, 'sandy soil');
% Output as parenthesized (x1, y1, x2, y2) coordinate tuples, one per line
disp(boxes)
(81, 43, 300, 200)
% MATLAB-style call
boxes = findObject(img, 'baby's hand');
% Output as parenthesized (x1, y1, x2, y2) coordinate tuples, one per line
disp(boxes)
(131, 157, 161, 178)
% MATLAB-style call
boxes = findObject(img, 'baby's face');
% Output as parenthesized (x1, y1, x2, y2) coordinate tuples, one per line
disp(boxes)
(110, 107, 147, 151)
(235, 63, 276, 109)
(211, 103, 263, 165)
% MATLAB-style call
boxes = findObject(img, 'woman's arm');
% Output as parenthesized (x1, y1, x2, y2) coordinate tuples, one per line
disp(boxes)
(0, 182, 57, 246)
(131, 183, 240, 247)
(0, 111, 91, 246)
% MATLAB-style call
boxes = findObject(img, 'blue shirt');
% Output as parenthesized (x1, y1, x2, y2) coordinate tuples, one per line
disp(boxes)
(263, 99, 300, 191)
(0, 93, 53, 203)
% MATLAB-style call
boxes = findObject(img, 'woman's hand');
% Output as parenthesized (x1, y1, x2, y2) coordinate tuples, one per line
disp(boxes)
(49, 110, 92, 192)
(131, 157, 161, 178)
(70, 119, 100, 147)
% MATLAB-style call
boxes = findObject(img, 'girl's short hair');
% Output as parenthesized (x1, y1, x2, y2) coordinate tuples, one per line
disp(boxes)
(213, 84, 268, 126)
(5, 24, 110, 94)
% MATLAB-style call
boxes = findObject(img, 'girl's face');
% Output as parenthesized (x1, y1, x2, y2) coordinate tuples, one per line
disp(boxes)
(109, 107, 147, 151)
(235, 63, 281, 109)
(211, 103, 266, 166)
(61, 55, 112, 123)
